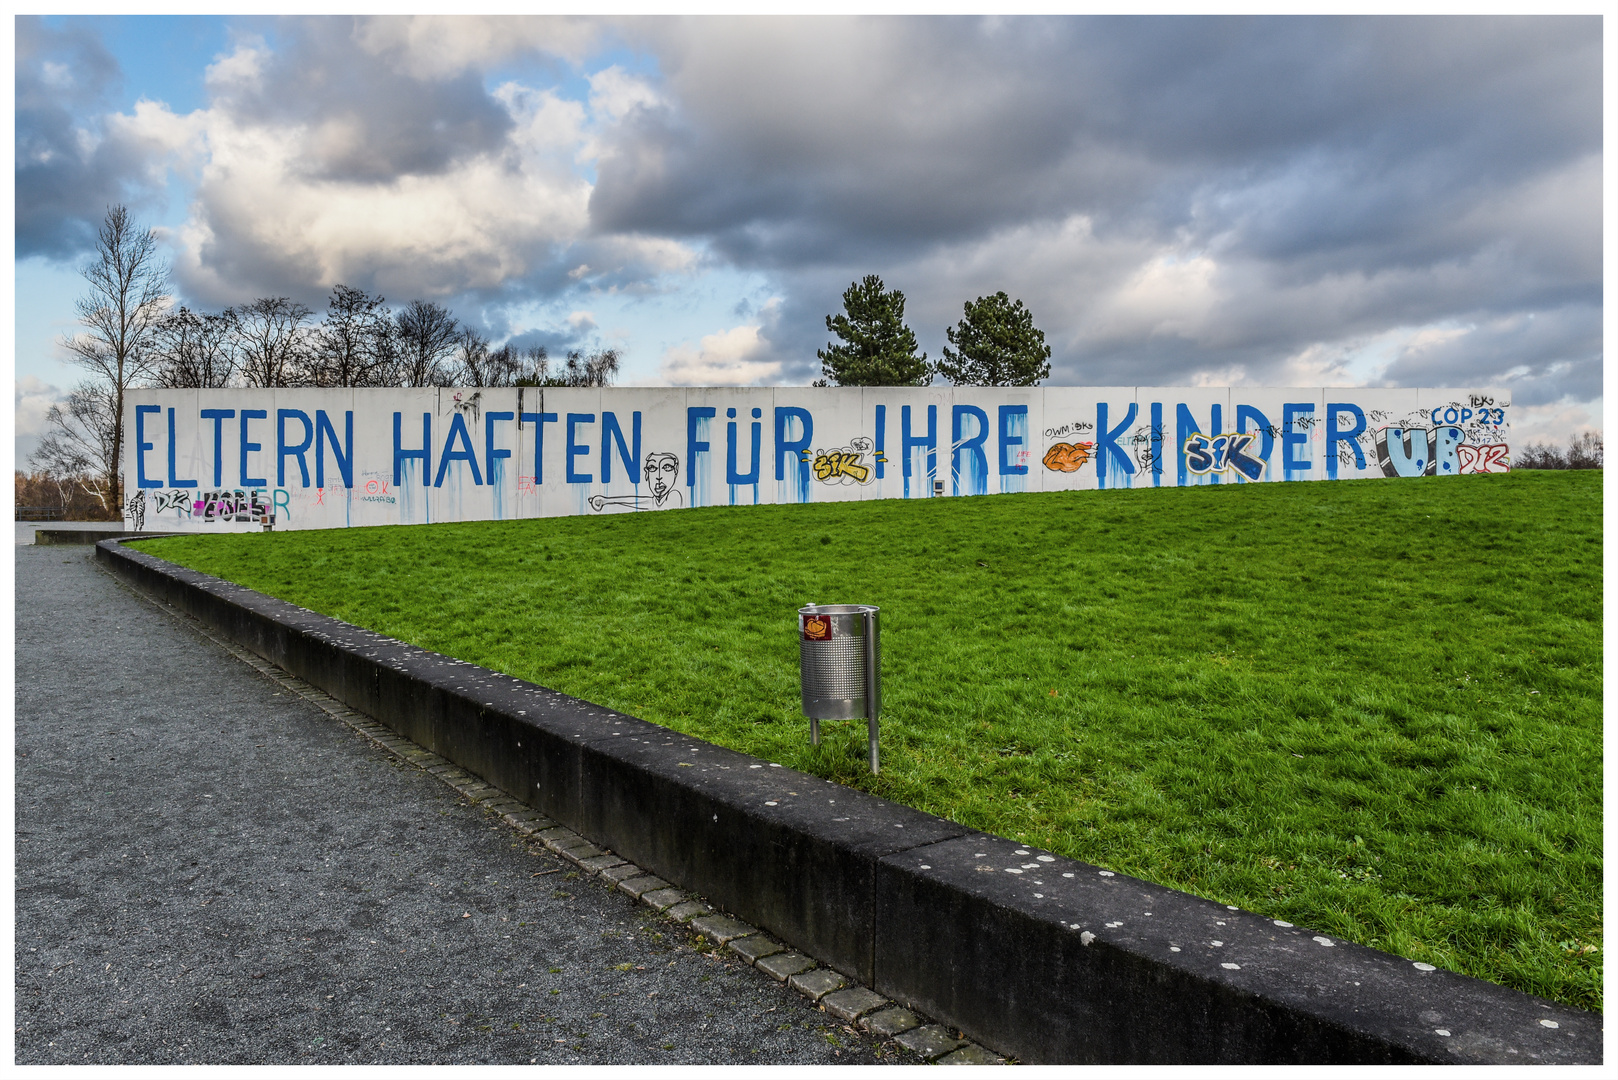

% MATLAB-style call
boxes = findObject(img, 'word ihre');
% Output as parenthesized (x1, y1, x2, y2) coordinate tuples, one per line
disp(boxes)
(1183, 432, 1265, 482)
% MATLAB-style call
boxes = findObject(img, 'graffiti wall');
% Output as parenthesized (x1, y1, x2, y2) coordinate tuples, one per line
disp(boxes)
(122, 386, 1512, 531)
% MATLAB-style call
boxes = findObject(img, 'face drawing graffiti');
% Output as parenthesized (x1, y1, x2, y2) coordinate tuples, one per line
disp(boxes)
(587, 452, 685, 513)
(645, 452, 679, 505)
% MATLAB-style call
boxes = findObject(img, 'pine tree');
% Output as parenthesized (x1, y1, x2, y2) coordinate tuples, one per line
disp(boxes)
(934, 291, 1051, 387)
(816, 275, 931, 386)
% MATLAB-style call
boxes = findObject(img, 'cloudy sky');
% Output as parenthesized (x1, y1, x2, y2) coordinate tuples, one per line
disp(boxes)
(14, 14, 1604, 461)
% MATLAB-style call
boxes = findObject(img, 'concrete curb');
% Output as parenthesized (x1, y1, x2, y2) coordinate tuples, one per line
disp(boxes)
(96, 538, 1603, 1065)
(31, 528, 171, 545)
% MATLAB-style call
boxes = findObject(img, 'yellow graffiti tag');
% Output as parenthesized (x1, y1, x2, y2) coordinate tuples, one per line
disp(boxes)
(813, 451, 871, 484)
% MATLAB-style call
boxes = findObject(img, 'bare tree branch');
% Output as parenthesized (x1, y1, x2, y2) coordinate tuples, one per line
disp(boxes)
(57, 205, 170, 503)
(450, 327, 491, 386)
(234, 297, 313, 387)
(395, 300, 459, 387)
(149, 307, 239, 388)
(28, 382, 120, 513)
(307, 284, 396, 387)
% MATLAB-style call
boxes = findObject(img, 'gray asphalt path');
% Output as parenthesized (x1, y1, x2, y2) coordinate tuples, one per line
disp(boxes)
(15, 544, 892, 1064)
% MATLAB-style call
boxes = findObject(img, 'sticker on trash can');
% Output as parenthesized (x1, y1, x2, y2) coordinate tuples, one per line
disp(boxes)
(802, 615, 833, 641)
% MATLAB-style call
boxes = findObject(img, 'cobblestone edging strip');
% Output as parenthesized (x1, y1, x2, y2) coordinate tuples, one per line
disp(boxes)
(96, 539, 1603, 1065)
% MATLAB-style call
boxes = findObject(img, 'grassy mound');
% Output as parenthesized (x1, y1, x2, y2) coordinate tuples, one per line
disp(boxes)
(136, 470, 1603, 1009)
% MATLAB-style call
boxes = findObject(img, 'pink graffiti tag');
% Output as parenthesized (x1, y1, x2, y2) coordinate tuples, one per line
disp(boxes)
(314, 488, 326, 505)
(1457, 443, 1511, 474)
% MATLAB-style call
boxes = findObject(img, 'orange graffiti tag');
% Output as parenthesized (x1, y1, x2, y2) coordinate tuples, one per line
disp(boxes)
(1042, 441, 1095, 472)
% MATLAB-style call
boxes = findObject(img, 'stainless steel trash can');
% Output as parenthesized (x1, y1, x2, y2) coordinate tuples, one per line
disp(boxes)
(799, 604, 881, 774)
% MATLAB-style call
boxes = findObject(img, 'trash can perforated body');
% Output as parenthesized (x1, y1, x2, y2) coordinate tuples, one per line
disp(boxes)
(798, 604, 881, 773)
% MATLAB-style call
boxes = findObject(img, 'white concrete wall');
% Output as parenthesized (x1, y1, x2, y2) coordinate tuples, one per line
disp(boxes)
(120, 386, 1514, 532)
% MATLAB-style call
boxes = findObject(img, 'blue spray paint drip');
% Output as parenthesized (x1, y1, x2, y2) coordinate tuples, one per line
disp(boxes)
(998, 405, 1028, 494)
(690, 413, 712, 509)
(951, 405, 990, 497)
(398, 459, 417, 523)
(1095, 402, 1137, 490)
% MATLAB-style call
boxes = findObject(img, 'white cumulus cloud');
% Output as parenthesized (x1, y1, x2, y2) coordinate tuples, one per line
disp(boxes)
(658, 322, 782, 386)
(15, 375, 66, 466)
(142, 43, 596, 305)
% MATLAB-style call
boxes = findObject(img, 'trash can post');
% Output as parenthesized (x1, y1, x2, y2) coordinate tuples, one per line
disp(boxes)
(863, 606, 880, 775)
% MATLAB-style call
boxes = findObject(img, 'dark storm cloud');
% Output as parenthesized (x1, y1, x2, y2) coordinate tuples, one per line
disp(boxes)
(15, 16, 151, 257)
(222, 17, 514, 183)
(595, 15, 1600, 400)
(597, 16, 1599, 270)
(1381, 304, 1602, 406)
(15, 14, 1601, 415)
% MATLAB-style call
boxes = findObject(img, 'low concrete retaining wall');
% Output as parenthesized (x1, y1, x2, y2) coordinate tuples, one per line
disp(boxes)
(96, 538, 1602, 1064)
(33, 528, 169, 546)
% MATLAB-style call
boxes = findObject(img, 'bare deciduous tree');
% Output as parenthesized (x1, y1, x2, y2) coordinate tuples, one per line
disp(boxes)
(563, 347, 620, 387)
(234, 297, 313, 387)
(490, 344, 519, 387)
(450, 327, 492, 385)
(514, 345, 551, 386)
(450, 335, 565, 386)
(395, 299, 459, 387)
(307, 284, 396, 387)
(150, 307, 238, 388)
(1517, 431, 1604, 469)
(29, 383, 121, 513)
(58, 205, 171, 503)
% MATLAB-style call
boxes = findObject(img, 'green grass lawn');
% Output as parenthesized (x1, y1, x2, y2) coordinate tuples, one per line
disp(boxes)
(135, 470, 1603, 1010)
